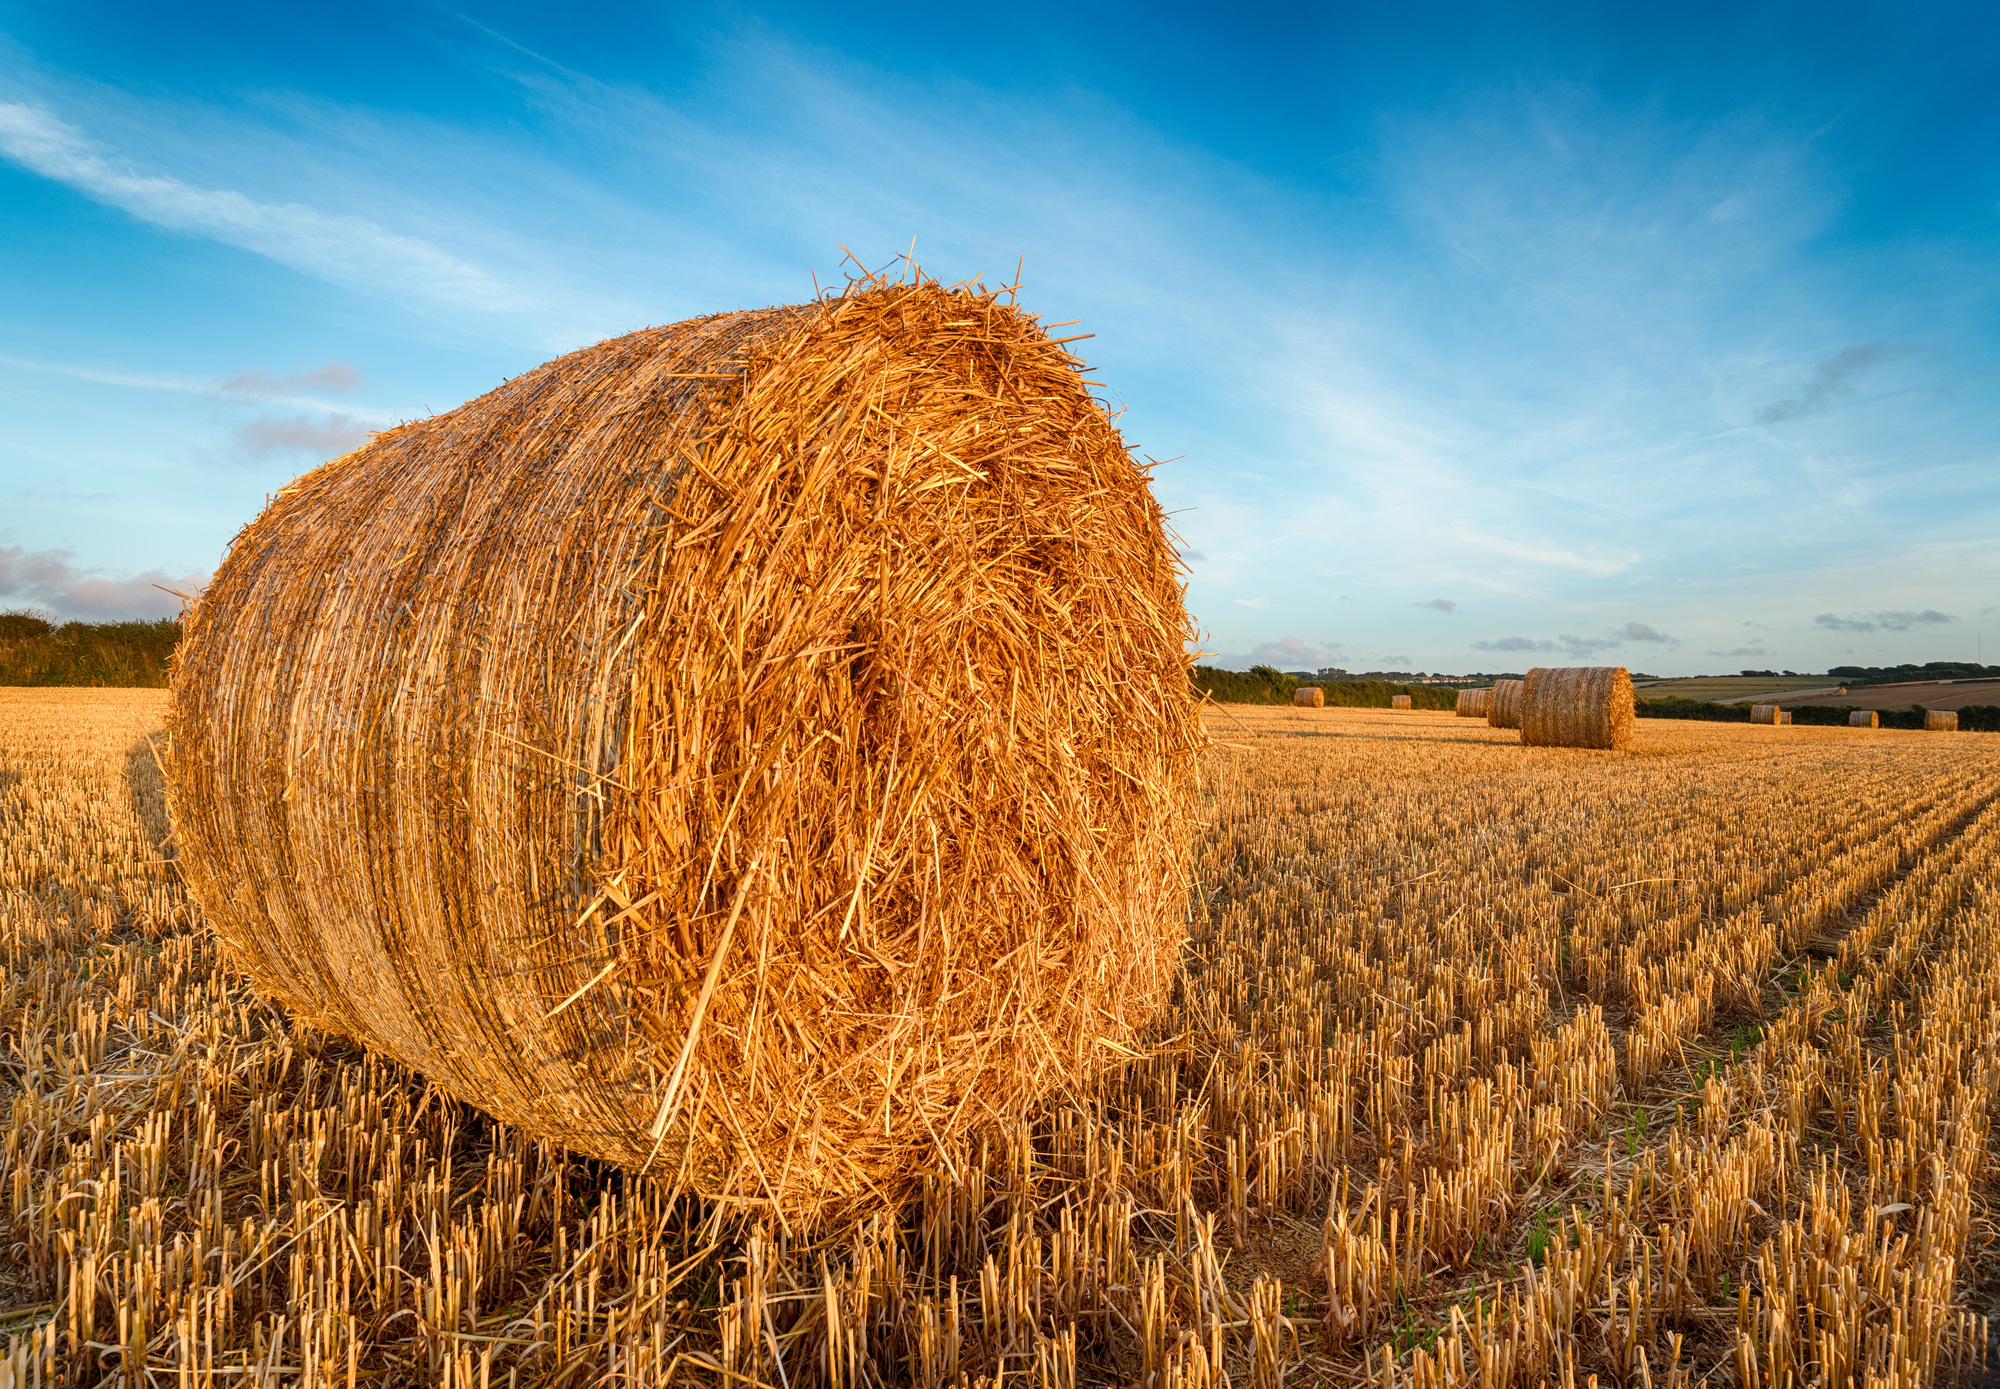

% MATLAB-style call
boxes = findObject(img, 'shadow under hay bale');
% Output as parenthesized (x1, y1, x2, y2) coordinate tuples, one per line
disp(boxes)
(1487, 678, 1524, 730)
(1520, 667, 1634, 750)
(1294, 685, 1324, 708)
(167, 277, 1203, 1225)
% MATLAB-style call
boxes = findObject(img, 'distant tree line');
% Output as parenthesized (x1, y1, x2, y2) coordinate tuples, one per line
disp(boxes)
(0, 611, 180, 687)
(1827, 661, 2000, 685)
(1190, 665, 1459, 710)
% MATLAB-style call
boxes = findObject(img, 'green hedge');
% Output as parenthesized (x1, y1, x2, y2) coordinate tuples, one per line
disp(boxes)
(0, 617, 181, 687)
(1191, 665, 1458, 710)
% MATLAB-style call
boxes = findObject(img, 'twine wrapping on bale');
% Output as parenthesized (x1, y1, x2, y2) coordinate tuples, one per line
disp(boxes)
(1927, 709, 1959, 731)
(1849, 710, 1880, 728)
(1454, 688, 1491, 719)
(1519, 667, 1634, 750)
(1294, 686, 1324, 708)
(167, 277, 1204, 1225)
(1391, 694, 1413, 711)
(1486, 679, 1524, 730)
(1751, 704, 1792, 726)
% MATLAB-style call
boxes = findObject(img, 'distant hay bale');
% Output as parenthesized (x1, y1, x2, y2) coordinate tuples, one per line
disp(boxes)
(166, 279, 1202, 1225)
(1295, 686, 1324, 708)
(1751, 704, 1784, 726)
(1519, 667, 1634, 750)
(1926, 709, 1959, 731)
(1455, 688, 1492, 718)
(1391, 694, 1412, 710)
(1487, 678, 1525, 730)
(1849, 710, 1879, 728)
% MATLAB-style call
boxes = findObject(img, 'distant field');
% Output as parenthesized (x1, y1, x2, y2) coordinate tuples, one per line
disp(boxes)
(1782, 678, 2000, 711)
(1634, 675, 1844, 702)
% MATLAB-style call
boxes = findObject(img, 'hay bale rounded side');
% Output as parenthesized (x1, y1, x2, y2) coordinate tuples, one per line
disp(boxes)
(1519, 667, 1634, 750)
(167, 281, 1203, 1223)
(1294, 686, 1324, 708)
(1926, 709, 1959, 731)
(1751, 704, 1783, 726)
(1486, 679, 1524, 729)
(1455, 688, 1491, 719)
(1390, 693, 1412, 711)
(1849, 709, 1880, 728)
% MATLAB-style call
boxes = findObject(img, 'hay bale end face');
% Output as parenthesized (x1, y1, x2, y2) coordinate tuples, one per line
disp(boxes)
(1486, 679, 1525, 730)
(1391, 693, 1413, 711)
(1294, 686, 1324, 708)
(1850, 710, 1880, 728)
(1927, 709, 1959, 731)
(167, 280, 1203, 1224)
(1519, 667, 1634, 750)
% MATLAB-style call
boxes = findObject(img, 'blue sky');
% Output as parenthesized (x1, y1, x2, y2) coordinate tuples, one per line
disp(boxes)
(2, 1, 1995, 674)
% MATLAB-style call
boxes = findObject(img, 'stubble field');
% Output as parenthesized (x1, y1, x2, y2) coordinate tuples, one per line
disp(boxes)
(2, 690, 1997, 1387)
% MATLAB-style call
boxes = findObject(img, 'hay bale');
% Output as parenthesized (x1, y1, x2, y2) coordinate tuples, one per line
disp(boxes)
(1294, 686, 1324, 708)
(1519, 667, 1634, 750)
(1751, 704, 1784, 726)
(167, 280, 1202, 1224)
(1454, 688, 1491, 719)
(1391, 693, 1412, 710)
(1486, 678, 1525, 729)
(1849, 710, 1879, 728)
(1926, 709, 1959, 731)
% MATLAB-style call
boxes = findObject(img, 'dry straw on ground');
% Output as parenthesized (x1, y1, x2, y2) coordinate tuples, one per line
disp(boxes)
(166, 275, 1203, 1225)
(1519, 666, 1635, 750)
(1851, 710, 1881, 728)
(1928, 709, 1960, 731)
(1486, 677, 1525, 729)
(1390, 694, 1412, 710)
(1294, 686, 1324, 708)
(1454, 687, 1491, 719)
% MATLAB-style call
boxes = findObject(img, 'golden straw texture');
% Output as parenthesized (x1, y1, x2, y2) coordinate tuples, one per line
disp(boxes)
(1752, 704, 1784, 726)
(1519, 666, 1635, 751)
(1454, 687, 1491, 719)
(1928, 710, 1960, 731)
(1486, 678, 1524, 729)
(166, 279, 1203, 1224)
(1390, 694, 1412, 710)
(1294, 686, 1324, 708)
(1850, 710, 1880, 728)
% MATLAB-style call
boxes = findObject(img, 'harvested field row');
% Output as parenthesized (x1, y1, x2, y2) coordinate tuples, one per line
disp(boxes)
(2, 694, 1997, 1385)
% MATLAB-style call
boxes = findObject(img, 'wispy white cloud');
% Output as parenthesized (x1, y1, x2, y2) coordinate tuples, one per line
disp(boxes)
(0, 102, 538, 316)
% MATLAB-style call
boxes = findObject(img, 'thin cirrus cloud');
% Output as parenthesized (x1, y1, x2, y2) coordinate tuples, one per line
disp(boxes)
(1813, 609, 1955, 634)
(0, 545, 206, 621)
(0, 102, 538, 317)
(1756, 344, 1915, 425)
(1414, 598, 1457, 612)
(219, 363, 361, 398)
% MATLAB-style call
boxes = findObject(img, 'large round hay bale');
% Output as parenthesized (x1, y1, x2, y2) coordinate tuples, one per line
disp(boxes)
(1519, 666, 1634, 750)
(1294, 686, 1324, 708)
(167, 281, 1202, 1223)
(1926, 709, 1959, 731)
(1751, 703, 1784, 726)
(1390, 693, 1413, 710)
(1454, 688, 1491, 718)
(1486, 679, 1524, 729)
(1849, 709, 1879, 728)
